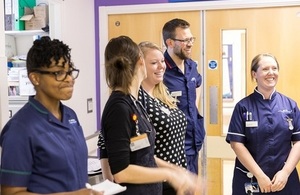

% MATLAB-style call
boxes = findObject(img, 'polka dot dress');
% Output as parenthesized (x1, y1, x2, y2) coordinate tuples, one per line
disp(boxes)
(139, 89, 187, 168)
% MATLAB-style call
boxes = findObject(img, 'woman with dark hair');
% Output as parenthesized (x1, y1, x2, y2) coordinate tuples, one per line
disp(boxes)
(99, 36, 198, 195)
(0, 36, 103, 195)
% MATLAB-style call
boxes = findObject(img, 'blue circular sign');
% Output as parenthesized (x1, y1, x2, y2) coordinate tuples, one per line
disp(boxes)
(208, 60, 218, 70)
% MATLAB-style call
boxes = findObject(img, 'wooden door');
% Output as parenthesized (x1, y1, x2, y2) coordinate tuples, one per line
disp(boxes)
(107, 11, 201, 63)
(105, 5, 300, 195)
(205, 5, 300, 195)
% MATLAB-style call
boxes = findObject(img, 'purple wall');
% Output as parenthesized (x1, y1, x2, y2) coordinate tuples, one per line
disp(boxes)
(95, 0, 167, 6)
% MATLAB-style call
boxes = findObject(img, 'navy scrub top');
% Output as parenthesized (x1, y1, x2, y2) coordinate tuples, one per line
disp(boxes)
(163, 51, 205, 154)
(0, 96, 88, 193)
(226, 89, 300, 194)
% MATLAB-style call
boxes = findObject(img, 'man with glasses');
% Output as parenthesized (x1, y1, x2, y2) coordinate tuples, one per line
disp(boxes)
(0, 36, 103, 195)
(162, 18, 205, 175)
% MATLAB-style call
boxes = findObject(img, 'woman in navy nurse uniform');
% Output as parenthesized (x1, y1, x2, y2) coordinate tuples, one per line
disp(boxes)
(0, 37, 103, 195)
(226, 53, 300, 194)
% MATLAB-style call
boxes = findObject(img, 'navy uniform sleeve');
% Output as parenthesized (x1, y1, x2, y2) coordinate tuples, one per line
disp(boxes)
(226, 102, 247, 144)
(194, 63, 202, 88)
(291, 103, 300, 141)
(0, 121, 33, 186)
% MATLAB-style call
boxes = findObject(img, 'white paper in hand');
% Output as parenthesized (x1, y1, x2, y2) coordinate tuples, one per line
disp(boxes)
(92, 179, 126, 195)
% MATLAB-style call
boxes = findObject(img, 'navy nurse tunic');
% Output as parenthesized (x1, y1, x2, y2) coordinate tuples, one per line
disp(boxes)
(0, 96, 88, 193)
(163, 51, 205, 155)
(226, 89, 300, 194)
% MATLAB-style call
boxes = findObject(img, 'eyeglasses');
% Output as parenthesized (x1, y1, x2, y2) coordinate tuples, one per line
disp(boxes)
(34, 69, 80, 81)
(171, 37, 196, 44)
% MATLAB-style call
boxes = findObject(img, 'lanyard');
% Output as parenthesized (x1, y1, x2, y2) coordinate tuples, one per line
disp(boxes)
(130, 94, 153, 135)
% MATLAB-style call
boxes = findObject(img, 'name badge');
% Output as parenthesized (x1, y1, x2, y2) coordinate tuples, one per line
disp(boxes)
(130, 133, 150, 151)
(245, 121, 258, 127)
(170, 91, 182, 97)
(160, 106, 170, 116)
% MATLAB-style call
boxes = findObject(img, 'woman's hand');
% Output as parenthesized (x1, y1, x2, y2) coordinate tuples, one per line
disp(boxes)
(168, 168, 201, 195)
(270, 170, 289, 192)
(256, 174, 272, 193)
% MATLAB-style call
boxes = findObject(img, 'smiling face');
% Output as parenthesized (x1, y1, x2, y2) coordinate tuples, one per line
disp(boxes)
(143, 48, 166, 87)
(252, 55, 279, 93)
(172, 27, 194, 60)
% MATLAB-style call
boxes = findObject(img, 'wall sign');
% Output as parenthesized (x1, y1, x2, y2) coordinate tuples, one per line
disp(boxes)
(208, 60, 218, 70)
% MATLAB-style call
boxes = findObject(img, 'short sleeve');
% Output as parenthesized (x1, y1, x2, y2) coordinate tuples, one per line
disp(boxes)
(225, 102, 247, 144)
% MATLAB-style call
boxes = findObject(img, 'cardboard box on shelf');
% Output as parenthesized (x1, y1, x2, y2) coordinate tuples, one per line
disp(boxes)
(20, 5, 48, 30)
(14, 0, 36, 30)
(33, 5, 48, 18)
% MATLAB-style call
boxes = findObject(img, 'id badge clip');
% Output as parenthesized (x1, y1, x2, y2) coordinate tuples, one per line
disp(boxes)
(130, 133, 150, 152)
(244, 171, 259, 194)
(244, 182, 259, 194)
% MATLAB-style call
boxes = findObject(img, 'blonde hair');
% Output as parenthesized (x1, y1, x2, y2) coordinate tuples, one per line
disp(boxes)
(139, 41, 176, 108)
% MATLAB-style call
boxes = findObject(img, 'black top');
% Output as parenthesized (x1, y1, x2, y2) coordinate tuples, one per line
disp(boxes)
(100, 91, 162, 195)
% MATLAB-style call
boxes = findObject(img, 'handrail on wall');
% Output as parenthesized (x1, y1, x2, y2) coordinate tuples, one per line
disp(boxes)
(85, 131, 100, 141)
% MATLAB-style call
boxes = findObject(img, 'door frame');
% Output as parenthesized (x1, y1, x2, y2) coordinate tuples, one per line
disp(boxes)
(98, 0, 300, 128)
(97, 1, 300, 194)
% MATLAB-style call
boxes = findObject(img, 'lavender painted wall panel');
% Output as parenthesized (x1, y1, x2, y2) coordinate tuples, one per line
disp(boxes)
(95, 0, 213, 6)
(95, 0, 167, 6)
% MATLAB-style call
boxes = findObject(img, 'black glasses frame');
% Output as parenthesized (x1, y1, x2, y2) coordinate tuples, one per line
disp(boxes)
(33, 69, 80, 81)
(171, 37, 196, 44)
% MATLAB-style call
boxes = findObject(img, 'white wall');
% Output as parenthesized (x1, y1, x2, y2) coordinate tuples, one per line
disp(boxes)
(58, 0, 98, 154)
(1, 0, 98, 154)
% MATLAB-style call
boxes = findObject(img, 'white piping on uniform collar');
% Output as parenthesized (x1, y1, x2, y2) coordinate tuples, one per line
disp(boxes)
(254, 87, 276, 100)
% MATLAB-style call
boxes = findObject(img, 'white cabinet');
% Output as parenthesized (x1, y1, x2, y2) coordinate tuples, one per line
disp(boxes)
(5, 30, 48, 118)
(8, 96, 29, 118)
(5, 30, 49, 56)
(3, 0, 63, 119)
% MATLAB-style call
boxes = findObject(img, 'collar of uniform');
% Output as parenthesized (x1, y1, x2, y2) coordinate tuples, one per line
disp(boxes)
(164, 51, 177, 69)
(253, 87, 277, 100)
(164, 51, 195, 71)
(28, 96, 69, 126)
(28, 96, 49, 115)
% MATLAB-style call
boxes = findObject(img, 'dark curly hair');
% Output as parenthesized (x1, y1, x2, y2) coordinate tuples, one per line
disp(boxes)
(26, 36, 74, 74)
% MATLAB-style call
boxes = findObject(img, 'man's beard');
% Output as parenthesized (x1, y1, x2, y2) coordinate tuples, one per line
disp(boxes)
(174, 47, 191, 60)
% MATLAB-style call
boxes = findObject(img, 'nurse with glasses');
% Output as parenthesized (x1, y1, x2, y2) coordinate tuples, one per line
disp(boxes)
(0, 36, 103, 195)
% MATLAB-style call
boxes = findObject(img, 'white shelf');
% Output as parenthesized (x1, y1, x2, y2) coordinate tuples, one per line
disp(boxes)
(8, 96, 29, 102)
(5, 30, 48, 37)
(8, 81, 19, 86)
